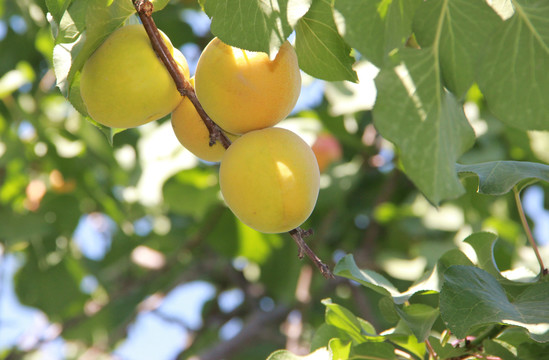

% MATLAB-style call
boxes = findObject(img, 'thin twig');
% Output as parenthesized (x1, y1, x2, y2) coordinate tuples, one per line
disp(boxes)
(514, 187, 547, 276)
(289, 228, 334, 279)
(132, 0, 231, 149)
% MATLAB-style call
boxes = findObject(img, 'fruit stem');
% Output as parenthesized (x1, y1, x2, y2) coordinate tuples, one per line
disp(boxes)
(132, 0, 231, 149)
(289, 227, 334, 279)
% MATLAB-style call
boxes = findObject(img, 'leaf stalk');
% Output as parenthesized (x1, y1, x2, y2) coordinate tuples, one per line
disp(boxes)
(513, 187, 547, 276)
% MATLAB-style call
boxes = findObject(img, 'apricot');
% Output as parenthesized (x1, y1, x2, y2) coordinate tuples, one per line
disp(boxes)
(311, 134, 343, 172)
(171, 78, 237, 162)
(219, 128, 320, 233)
(80, 24, 190, 128)
(194, 38, 301, 134)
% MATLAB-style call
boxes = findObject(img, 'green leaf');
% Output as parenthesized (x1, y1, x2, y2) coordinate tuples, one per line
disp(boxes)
(328, 338, 351, 359)
(483, 339, 519, 360)
(267, 348, 331, 360)
(373, 48, 475, 205)
(427, 336, 468, 359)
(334, 254, 439, 304)
(477, 0, 549, 131)
(350, 342, 396, 360)
(310, 323, 349, 351)
(437, 248, 474, 276)
(413, 0, 502, 97)
(333, 0, 422, 67)
(440, 265, 549, 342)
(162, 168, 220, 219)
(395, 304, 439, 342)
(46, 0, 73, 25)
(322, 299, 370, 343)
(54, 0, 87, 44)
(463, 232, 505, 280)
(334, 255, 400, 299)
(456, 161, 549, 195)
(201, 0, 312, 57)
(295, 0, 357, 81)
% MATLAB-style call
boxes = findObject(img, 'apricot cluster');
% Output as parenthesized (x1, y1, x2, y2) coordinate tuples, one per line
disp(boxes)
(79, 26, 319, 234)
(186, 37, 319, 233)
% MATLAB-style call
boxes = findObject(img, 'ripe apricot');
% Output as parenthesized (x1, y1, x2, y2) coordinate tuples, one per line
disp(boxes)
(194, 38, 301, 135)
(219, 128, 319, 233)
(171, 78, 237, 162)
(80, 25, 189, 128)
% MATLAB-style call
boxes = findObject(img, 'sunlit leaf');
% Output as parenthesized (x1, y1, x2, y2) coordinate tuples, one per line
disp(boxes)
(333, 0, 422, 67)
(477, 0, 549, 131)
(413, 0, 502, 97)
(322, 298, 369, 343)
(350, 342, 396, 360)
(328, 339, 351, 359)
(201, 0, 312, 57)
(267, 348, 331, 360)
(295, 0, 357, 81)
(373, 48, 475, 205)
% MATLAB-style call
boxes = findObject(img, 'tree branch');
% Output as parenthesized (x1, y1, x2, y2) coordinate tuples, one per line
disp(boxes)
(132, 0, 231, 149)
(186, 306, 291, 360)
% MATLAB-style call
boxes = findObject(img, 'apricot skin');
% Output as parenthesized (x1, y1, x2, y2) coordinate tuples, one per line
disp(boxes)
(80, 25, 189, 129)
(219, 128, 320, 233)
(195, 38, 301, 135)
(171, 79, 237, 162)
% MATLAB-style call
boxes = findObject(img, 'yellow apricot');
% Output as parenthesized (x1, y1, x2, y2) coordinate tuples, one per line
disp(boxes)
(80, 24, 190, 128)
(219, 127, 320, 233)
(171, 78, 237, 162)
(195, 38, 301, 135)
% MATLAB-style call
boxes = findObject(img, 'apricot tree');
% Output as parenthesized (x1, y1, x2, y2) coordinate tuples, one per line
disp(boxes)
(1, 0, 549, 359)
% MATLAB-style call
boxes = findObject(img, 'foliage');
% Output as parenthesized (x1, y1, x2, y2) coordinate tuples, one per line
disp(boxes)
(1, 0, 549, 359)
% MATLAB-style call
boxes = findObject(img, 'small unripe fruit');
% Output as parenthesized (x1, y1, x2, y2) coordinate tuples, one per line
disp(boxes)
(219, 128, 320, 233)
(80, 24, 189, 128)
(195, 38, 301, 135)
